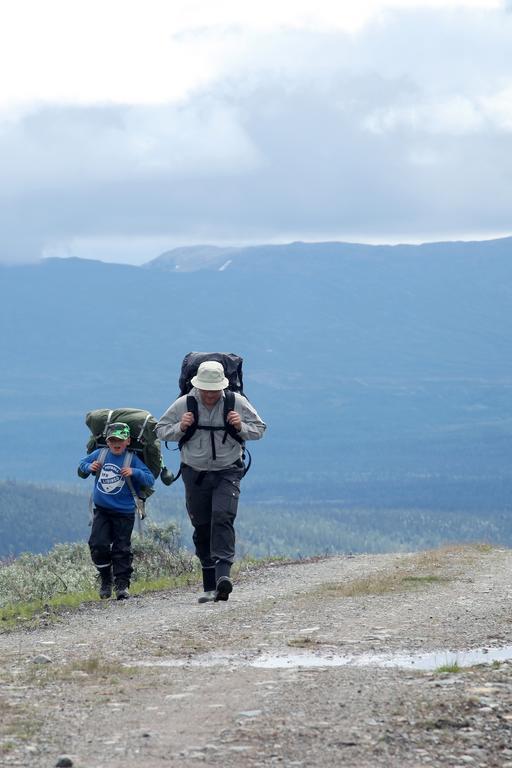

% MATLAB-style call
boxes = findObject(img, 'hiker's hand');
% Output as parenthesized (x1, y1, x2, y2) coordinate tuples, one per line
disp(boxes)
(180, 411, 195, 432)
(90, 460, 102, 472)
(120, 467, 133, 477)
(226, 410, 242, 431)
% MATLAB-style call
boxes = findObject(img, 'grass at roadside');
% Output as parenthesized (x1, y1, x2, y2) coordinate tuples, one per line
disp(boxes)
(26, 655, 133, 686)
(0, 654, 139, 754)
(0, 526, 290, 631)
(0, 570, 201, 631)
(316, 544, 493, 599)
(0, 522, 199, 630)
(1, 540, 492, 630)
(0, 698, 41, 754)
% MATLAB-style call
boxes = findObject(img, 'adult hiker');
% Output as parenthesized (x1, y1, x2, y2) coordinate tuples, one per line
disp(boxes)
(156, 360, 266, 603)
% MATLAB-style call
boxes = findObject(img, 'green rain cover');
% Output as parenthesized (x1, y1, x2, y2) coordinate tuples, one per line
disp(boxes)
(85, 408, 162, 497)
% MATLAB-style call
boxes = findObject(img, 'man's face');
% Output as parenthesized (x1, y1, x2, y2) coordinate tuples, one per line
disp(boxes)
(106, 436, 130, 455)
(199, 389, 222, 408)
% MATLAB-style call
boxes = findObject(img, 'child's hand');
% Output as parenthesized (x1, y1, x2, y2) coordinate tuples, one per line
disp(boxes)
(90, 460, 102, 472)
(120, 467, 133, 477)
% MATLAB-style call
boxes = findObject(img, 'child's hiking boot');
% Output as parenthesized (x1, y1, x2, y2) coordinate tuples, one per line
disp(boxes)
(198, 590, 216, 604)
(99, 582, 112, 599)
(214, 577, 233, 602)
(98, 569, 113, 599)
(115, 583, 130, 601)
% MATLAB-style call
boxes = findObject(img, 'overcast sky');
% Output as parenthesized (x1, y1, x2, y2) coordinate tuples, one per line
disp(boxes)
(2, 0, 512, 264)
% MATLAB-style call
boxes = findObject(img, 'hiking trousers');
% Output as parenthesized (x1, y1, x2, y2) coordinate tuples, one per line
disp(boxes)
(88, 506, 135, 588)
(181, 464, 243, 569)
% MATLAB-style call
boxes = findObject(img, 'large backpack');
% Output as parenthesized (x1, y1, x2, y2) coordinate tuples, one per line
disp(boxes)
(164, 352, 251, 482)
(81, 408, 172, 496)
(179, 352, 244, 396)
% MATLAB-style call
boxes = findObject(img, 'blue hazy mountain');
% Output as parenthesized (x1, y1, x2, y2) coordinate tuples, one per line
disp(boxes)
(1, 237, 511, 509)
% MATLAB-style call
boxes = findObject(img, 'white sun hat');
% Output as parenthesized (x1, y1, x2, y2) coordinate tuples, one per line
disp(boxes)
(191, 360, 229, 391)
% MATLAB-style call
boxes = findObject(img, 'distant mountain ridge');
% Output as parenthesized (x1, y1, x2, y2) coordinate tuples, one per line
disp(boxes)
(1, 236, 512, 511)
(144, 236, 512, 273)
(145, 244, 244, 272)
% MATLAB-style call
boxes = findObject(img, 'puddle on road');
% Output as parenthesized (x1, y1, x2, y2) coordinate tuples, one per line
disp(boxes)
(252, 646, 512, 671)
(133, 645, 512, 672)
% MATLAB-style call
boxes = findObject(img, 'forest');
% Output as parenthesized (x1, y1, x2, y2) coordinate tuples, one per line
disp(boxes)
(2, 479, 511, 560)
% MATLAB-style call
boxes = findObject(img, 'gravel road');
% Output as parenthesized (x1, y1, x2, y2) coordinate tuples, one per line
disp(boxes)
(2, 545, 512, 767)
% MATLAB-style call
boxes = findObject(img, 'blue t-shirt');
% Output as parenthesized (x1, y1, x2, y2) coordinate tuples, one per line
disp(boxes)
(78, 449, 154, 514)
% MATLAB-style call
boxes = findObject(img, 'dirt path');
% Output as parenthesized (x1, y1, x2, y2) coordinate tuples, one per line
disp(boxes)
(2, 546, 512, 767)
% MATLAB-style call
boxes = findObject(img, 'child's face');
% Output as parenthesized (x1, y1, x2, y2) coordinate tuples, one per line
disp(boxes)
(106, 437, 130, 455)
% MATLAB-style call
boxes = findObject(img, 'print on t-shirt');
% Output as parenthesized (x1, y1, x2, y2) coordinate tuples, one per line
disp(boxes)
(97, 463, 125, 495)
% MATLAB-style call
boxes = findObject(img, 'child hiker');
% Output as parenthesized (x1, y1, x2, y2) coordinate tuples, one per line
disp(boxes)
(78, 422, 154, 600)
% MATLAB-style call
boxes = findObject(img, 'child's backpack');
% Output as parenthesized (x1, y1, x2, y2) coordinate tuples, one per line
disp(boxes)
(81, 407, 173, 496)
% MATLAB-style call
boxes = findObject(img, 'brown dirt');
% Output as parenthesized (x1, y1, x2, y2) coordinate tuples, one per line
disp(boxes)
(2, 545, 512, 767)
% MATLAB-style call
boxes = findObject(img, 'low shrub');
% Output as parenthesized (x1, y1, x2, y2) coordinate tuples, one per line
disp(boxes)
(0, 522, 195, 609)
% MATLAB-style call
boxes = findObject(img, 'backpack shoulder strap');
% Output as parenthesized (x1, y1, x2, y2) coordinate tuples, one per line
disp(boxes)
(122, 450, 133, 469)
(88, 446, 108, 524)
(122, 451, 145, 529)
(222, 390, 244, 445)
(178, 395, 199, 449)
(178, 391, 243, 449)
(188, 394, 199, 422)
(223, 390, 235, 419)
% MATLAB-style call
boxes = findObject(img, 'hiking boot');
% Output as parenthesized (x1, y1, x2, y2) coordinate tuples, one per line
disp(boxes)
(98, 568, 113, 599)
(115, 587, 130, 601)
(99, 582, 112, 599)
(197, 590, 216, 604)
(214, 577, 233, 602)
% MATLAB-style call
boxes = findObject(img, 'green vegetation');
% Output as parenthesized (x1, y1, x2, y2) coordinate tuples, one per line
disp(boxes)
(0, 699, 40, 751)
(0, 480, 190, 557)
(1, 480, 509, 561)
(0, 522, 198, 629)
(26, 655, 131, 685)
(0, 521, 288, 630)
(400, 575, 451, 585)
(287, 636, 319, 648)
(320, 571, 451, 598)
(319, 572, 446, 598)
(316, 545, 487, 599)
(235, 504, 503, 559)
(435, 661, 462, 674)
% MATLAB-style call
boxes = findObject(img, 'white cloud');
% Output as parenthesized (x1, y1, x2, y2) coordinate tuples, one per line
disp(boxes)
(0, 102, 261, 193)
(2, 0, 512, 262)
(0, 0, 504, 109)
(363, 96, 485, 135)
(407, 146, 443, 166)
(481, 86, 512, 129)
(363, 85, 512, 136)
